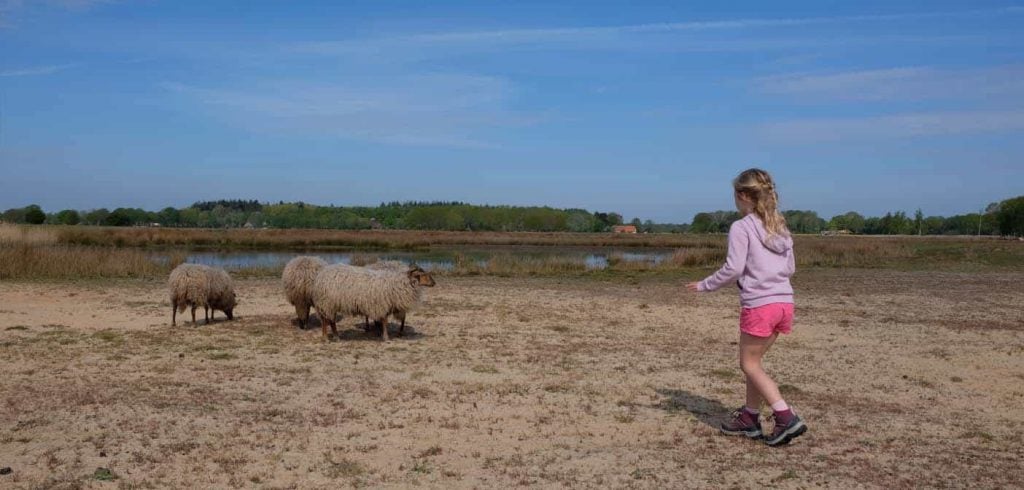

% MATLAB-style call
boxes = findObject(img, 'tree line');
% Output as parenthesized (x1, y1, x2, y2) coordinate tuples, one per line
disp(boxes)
(0, 201, 626, 233)
(688, 196, 1023, 236)
(2, 195, 1022, 236)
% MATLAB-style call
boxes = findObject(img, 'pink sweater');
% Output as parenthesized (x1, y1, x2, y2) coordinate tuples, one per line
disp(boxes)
(698, 214, 795, 308)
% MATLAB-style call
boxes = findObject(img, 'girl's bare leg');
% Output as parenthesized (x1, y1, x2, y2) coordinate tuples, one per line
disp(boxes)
(740, 332, 782, 407)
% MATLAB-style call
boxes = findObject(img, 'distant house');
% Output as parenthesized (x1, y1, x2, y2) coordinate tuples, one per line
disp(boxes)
(820, 229, 852, 236)
(612, 225, 638, 234)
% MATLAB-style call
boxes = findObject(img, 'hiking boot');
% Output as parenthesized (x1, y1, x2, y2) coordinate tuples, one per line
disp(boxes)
(765, 409, 807, 447)
(720, 408, 762, 439)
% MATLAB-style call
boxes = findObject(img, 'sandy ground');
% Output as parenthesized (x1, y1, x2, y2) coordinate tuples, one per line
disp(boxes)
(0, 270, 1022, 489)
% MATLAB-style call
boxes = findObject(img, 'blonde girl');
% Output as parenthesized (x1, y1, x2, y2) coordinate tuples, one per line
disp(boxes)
(687, 168, 806, 446)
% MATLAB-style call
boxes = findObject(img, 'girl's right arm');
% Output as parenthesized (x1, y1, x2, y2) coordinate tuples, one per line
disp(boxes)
(697, 220, 749, 292)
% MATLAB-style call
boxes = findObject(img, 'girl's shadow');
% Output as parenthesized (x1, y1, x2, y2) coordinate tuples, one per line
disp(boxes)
(654, 388, 731, 428)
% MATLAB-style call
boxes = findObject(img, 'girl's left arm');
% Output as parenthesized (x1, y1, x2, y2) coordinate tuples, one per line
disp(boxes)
(696, 221, 749, 292)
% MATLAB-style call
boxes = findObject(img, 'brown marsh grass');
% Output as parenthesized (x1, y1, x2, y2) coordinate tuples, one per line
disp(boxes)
(1, 224, 1020, 279)
(49, 225, 727, 250)
(0, 244, 185, 280)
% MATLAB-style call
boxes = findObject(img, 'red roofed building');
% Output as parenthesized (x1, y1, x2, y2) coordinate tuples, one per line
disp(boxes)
(612, 225, 638, 234)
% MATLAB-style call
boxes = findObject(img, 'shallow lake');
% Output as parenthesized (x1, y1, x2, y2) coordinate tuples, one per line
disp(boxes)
(162, 247, 674, 272)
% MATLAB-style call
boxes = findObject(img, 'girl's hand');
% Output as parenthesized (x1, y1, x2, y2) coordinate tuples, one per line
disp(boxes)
(686, 282, 701, 292)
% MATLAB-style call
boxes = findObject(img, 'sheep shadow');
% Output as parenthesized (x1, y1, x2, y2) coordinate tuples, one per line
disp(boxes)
(333, 321, 429, 342)
(654, 388, 732, 429)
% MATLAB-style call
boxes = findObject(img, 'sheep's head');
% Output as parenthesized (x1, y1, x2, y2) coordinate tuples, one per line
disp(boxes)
(408, 265, 436, 287)
(222, 292, 237, 320)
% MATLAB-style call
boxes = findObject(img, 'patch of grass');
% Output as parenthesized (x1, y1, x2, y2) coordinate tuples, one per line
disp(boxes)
(206, 351, 237, 361)
(961, 430, 995, 442)
(93, 467, 118, 481)
(772, 469, 798, 482)
(418, 446, 443, 458)
(630, 467, 654, 480)
(778, 384, 804, 395)
(92, 330, 124, 344)
(472, 364, 499, 374)
(5, 325, 29, 331)
(321, 453, 364, 479)
(708, 368, 737, 381)
(411, 460, 432, 474)
(614, 412, 636, 423)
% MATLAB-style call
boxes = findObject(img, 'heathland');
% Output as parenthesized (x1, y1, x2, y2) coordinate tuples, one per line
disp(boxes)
(0, 225, 1022, 487)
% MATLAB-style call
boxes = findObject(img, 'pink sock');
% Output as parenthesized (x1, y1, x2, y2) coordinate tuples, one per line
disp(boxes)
(771, 400, 789, 412)
(743, 406, 759, 415)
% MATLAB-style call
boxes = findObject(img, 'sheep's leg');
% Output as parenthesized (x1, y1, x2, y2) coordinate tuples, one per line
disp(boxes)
(320, 312, 330, 341)
(364, 316, 370, 332)
(205, 306, 210, 324)
(190, 305, 197, 325)
(378, 317, 389, 342)
(171, 301, 177, 326)
(301, 305, 311, 329)
(330, 317, 339, 338)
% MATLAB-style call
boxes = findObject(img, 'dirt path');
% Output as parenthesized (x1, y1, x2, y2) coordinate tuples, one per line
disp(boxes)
(1, 270, 1022, 488)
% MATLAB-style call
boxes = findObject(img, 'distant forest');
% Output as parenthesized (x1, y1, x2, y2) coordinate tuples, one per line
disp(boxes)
(2, 196, 1023, 236)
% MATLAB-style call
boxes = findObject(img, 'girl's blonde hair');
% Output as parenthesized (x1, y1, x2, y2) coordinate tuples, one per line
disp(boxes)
(733, 168, 789, 237)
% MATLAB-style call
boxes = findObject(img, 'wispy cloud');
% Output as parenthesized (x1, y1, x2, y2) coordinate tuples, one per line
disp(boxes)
(1, 0, 116, 26)
(757, 65, 1024, 101)
(288, 7, 1023, 55)
(761, 110, 1024, 144)
(162, 75, 539, 149)
(0, 63, 76, 77)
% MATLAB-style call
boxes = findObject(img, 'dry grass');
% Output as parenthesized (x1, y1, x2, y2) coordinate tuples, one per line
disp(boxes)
(0, 224, 60, 245)
(47, 224, 726, 250)
(0, 244, 185, 280)
(0, 271, 1022, 487)
(1, 224, 1021, 280)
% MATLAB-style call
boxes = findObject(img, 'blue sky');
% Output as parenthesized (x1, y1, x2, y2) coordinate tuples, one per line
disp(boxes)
(1, 0, 1022, 223)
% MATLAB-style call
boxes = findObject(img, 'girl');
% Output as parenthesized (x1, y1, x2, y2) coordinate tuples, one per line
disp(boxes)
(686, 168, 807, 447)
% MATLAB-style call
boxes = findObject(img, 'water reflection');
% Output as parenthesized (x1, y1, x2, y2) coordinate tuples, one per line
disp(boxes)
(160, 248, 672, 272)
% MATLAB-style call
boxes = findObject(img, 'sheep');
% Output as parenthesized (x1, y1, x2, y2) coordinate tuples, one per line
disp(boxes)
(169, 263, 237, 326)
(312, 262, 435, 341)
(363, 260, 415, 335)
(282, 256, 328, 328)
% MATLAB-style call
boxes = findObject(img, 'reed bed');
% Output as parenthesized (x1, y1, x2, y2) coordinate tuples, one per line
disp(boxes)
(0, 224, 60, 246)
(50, 226, 727, 250)
(1, 226, 1019, 280)
(0, 244, 184, 280)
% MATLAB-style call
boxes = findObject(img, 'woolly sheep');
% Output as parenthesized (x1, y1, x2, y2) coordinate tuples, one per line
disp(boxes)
(169, 263, 237, 326)
(312, 262, 435, 341)
(282, 256, 328, 328)
(364, 260, 415, 334)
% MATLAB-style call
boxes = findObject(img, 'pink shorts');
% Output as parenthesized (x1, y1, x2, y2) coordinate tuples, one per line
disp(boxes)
(739, 303, 794, 337)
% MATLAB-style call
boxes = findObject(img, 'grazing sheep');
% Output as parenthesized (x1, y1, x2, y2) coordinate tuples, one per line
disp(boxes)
(312, 263, 435, 341)
(282, 256, 328, 328)
(169, 263, 237, 326)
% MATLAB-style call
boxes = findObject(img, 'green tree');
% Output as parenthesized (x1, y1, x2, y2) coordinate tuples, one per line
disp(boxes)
(83, 208, 110, 225)
(995, 196, 1024, 236)
(55, 209, 81, 225)
(24, 205, 46, 224)
(829, 212, 865, 233)
(914, 208, 924, 235)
